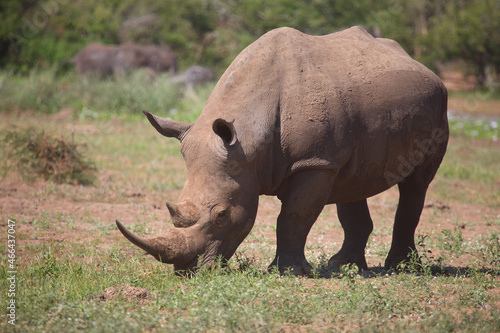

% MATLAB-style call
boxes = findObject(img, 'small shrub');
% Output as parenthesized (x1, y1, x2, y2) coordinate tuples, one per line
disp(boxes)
(1, 127, 96, 185)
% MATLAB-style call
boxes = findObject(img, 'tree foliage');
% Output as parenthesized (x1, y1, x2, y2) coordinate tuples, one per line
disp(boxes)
(423, 0, 500, 85)
(0, 0, 498, 85)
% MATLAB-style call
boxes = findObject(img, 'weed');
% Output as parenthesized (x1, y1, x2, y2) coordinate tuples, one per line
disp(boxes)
(32, 211, 51, 230)
(485, 215, 500, 226)
(339, 263, 360, 288)
(234, 253, 257, 272)
(471, 232, 500, 268)
(94, 222, 115, 236)
(438, 228, 465, 256)
(1, 127, 96, 185)
(396, 249, 425, 274)
(396, 235, 446, 275)
(35, 248, 61, 277)
(127, 221, 147, 235)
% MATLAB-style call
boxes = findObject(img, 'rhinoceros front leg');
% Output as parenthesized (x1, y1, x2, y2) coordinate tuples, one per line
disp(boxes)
(328, 200, 373, 271)
(270, 169, 337, 276)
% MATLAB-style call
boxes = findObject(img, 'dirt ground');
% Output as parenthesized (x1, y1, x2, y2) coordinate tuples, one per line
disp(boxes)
(0, 166, 498, 269)
(1, 105, 498, 271)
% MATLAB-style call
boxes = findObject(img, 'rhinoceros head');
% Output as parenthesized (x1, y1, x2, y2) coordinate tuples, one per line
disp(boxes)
(116, 110, 260, 273)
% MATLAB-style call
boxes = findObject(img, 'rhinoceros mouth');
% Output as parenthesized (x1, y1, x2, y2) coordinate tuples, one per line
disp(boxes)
(173, 253, 229, 274)
(173, 257, 199, 275)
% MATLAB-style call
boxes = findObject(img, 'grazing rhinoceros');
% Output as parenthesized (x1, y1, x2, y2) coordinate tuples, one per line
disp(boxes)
(116, 26, 448, 276)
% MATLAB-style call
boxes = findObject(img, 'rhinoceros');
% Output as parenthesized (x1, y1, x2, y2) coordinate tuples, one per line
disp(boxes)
(116, 26, 449, 276)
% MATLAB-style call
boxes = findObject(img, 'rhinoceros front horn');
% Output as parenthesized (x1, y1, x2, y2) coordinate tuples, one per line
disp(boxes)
(115, 220, 191, 265)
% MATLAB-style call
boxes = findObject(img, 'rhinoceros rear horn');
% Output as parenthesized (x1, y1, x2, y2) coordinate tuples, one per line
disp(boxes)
(143, 110, 191, 140)
(166, 202, 200, 228)
(115, 220, 191, 264)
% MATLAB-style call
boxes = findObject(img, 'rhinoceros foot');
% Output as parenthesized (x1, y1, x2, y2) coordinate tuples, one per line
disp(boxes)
(384, 247, 422, 271)
(328, 252, 368, 272)
(268, 255, 313, 277)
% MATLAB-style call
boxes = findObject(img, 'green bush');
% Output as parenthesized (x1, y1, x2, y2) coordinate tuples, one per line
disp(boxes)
(0, 69, 189, 116)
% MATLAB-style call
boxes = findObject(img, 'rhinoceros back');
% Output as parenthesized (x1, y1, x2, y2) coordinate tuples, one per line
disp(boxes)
(269, 27, 447, 200)
(197, 27, 447, 200)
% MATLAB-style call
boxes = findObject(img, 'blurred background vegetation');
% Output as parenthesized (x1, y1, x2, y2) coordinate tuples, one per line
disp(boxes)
(0, 0, 499, 88)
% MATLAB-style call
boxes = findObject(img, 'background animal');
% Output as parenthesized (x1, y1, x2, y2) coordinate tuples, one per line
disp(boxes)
(70, 43, 118, 76)
(117, 26, 449, 276)
(171, 65, 216, 86)
(184, 65, 216, 86)
(70, 43, 177, 77)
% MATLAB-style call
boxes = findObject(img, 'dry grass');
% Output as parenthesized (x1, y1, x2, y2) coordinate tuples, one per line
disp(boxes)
(1, 127, 96, 185)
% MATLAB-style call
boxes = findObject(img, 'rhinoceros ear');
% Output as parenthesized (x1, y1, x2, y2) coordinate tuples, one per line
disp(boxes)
(213, 118, 237, 146)
(143, 110, 191, 140)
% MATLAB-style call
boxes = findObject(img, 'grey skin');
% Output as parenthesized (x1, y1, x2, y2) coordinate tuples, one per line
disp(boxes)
(71, 43, 177, 77)
(116, 26, 449, 276)
(70, 43, 118, 76)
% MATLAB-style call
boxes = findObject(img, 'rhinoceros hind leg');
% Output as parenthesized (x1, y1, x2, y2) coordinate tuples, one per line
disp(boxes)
(384, 151, 445, 269)
(328, 200, 373, 271)
(270, 169, 337, 276)
(384, 181, 428, 269)
(386, 116, 448, 269)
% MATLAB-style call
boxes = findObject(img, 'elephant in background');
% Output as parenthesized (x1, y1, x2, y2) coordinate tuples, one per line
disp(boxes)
(70, 43, 177, 77)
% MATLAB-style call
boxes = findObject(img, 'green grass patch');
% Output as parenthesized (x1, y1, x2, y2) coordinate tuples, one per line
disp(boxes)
(448, 113, 499, 141)
(0, 69, 214, 120)
(1, 238, 498, 332)
(434, 135, 500, 207)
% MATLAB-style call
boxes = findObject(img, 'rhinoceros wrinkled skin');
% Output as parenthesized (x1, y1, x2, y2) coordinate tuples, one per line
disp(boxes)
(116, 26, 449, 276)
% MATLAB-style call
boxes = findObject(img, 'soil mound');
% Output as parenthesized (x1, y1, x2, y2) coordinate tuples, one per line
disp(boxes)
(94, 284, 152, 304)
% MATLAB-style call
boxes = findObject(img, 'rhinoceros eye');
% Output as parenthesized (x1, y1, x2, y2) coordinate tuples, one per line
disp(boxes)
(217, 210, 227, 219)
(213, 209, 229, 227)
(211, 205, 230, 226)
